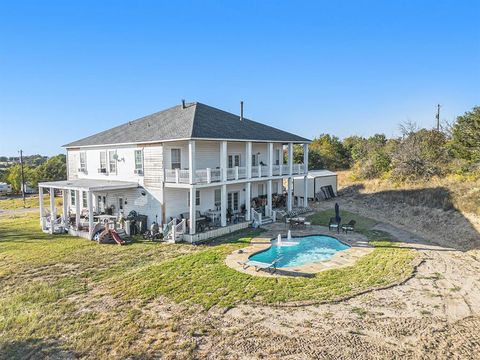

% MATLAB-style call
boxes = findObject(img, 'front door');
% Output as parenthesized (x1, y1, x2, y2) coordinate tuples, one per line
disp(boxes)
(97, 195, 106, 213)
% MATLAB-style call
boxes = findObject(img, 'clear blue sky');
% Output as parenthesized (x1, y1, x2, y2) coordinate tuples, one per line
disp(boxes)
(1, 0, 479, 156)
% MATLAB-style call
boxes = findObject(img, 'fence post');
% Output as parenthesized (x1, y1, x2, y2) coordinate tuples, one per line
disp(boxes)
(235, 166, 239, 180)
(175, 169, 179, 184)
(258, 165, 261, 178)
(206, 168, 211, 184)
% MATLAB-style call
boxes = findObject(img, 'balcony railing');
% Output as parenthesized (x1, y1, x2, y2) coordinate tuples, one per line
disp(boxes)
(164, 164, 306, 184)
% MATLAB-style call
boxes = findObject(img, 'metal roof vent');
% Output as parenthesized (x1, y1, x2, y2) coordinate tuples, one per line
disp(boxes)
(240, 101, 244, 121)
(182, 99, 186, 109)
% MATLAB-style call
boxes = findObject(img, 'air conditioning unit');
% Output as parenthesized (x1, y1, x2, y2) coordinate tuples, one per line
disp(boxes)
(98, 168, 107, 174)
(134, 169, 144, 175)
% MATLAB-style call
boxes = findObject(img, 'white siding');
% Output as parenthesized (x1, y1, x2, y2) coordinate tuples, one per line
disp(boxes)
(163, 141, 189, 169)
(67, 150, 79, 180)
(195, 141, 220, 169)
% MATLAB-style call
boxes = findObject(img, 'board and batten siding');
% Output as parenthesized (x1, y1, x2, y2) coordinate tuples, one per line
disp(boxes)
(143, 144, 163, 187)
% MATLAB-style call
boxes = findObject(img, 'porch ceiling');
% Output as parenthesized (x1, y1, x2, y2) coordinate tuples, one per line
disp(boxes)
(38, 179, 139, 192)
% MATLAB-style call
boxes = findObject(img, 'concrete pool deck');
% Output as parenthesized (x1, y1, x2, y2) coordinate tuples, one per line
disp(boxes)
(225, 223, 374, 277)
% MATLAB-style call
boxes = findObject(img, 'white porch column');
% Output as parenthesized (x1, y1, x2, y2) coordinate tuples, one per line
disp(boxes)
(87, 190, 94, 238)
(245, 182, 251, 221)
(62, 189, 68, 225)
(288, 142, 293, 175)
(246, 141, 252, 179)
(287, 177, 293, 211)
(267, 180, 272, 215)
(220, 141, 227, 182)
(49, 187, 55, 234)
(303, 143, 309, 207)
(220, 184, 227, 227)
(39, 186, 44, 225)
(188, 140, 196, 184)
(189, 187, 196, 234)
(75, 190, 80, 229)
(268, 142, 273, 177)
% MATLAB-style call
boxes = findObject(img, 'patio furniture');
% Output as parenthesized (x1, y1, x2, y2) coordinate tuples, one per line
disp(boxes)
(240, 258, 282, 273)
(341, 220, 356, 234)
(289, 217, 306, 229)
(328, 217, 341, 233)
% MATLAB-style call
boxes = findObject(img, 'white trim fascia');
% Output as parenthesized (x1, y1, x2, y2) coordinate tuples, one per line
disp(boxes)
(64, 137, 311, 149)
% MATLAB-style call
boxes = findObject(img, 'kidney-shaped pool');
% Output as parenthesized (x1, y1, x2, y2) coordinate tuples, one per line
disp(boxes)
(248, 235, 350, 268)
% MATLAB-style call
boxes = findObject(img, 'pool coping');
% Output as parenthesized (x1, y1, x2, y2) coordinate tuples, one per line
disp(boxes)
(225, 224, 374, 277)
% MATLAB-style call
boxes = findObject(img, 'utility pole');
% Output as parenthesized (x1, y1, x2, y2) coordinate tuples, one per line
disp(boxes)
(19, 149, 26, 207)
(436, 104, 441, 131)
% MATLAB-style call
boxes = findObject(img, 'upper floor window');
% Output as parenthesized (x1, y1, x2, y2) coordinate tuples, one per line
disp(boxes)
(99, 152, 107, 173)
(134, 149, 144, 174)
(171, 149, 181, 169)
(79, 152, 87, 173)
(228, 154, 240, 168)
(108, 150, 117, 174)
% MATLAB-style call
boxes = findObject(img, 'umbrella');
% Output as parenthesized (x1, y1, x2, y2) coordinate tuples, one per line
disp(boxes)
(335, 203, 341, 223)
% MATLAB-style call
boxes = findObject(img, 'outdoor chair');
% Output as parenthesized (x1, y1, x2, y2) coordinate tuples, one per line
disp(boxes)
(341, 220, 356, 234)
(328, 217, 341, 233)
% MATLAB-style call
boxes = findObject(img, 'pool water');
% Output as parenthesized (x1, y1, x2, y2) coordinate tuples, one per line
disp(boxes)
(249, 235, 350, 268)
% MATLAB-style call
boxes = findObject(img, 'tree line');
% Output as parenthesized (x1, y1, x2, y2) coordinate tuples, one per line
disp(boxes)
(0, 154, 67, 193)
(293, 106, 480, 181)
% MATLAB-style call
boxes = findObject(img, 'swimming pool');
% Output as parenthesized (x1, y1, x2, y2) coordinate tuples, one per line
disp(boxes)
(248, 235, 350, 268)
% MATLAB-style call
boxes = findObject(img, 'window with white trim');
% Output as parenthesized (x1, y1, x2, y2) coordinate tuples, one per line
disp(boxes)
(228, 154, 240, 168)
(171, 149, 181, 169)
(134, 149, 143, 174)
(228, 192, 239, 212)
(108, 150, 117, 173)
(187, 190, 200, 206)
(99, 151, 107, 173)
(70, 190, 76, 206)
(252, 154, 258, 166)
(275, 149, 281, 165)
(79, 152, 87, 172)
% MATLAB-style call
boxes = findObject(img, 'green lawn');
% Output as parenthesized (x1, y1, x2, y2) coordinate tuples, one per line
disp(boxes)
(308, 208, 378, 233)
(0, 195, 63, 210)
(0, 211, 417, 358)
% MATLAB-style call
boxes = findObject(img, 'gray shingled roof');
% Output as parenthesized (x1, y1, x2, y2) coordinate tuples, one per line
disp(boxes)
(64, 102, 310, 147)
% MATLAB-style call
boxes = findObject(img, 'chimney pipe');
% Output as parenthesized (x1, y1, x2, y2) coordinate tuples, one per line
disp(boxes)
(240, 101, 244, 121)
(182, 99, 186, 109)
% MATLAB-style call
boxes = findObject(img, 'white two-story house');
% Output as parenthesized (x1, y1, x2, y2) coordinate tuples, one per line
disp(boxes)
(39, 101, 310, 242)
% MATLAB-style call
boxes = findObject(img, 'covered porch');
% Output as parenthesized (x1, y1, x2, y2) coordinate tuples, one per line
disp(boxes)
(38, 179, 139, 240)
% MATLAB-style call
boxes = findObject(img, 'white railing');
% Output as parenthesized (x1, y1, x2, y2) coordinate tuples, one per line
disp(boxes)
(227, 168, 236, 180)
(163, 219, 175, 241)
(260, 165, 268, 177)
(238, 166, 246, 179)
(164, 163, 307, 184)
(211, 168, 221, 182)
(265, 205, 277, 222)
(272, 165, 281, 176)
(251, 208, 262, 226)
(174, 219, 186, 238)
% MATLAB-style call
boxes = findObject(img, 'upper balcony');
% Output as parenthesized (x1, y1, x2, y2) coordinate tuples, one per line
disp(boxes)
(164, 163, 306, 185)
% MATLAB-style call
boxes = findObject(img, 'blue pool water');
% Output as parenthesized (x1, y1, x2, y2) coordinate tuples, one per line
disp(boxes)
(249, 235, 350, 268)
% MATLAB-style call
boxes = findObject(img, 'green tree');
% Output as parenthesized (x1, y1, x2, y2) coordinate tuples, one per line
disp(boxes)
(34, 154, 67, 184)
(5, 164, 36, 193)
(450, 106, 480, 168)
